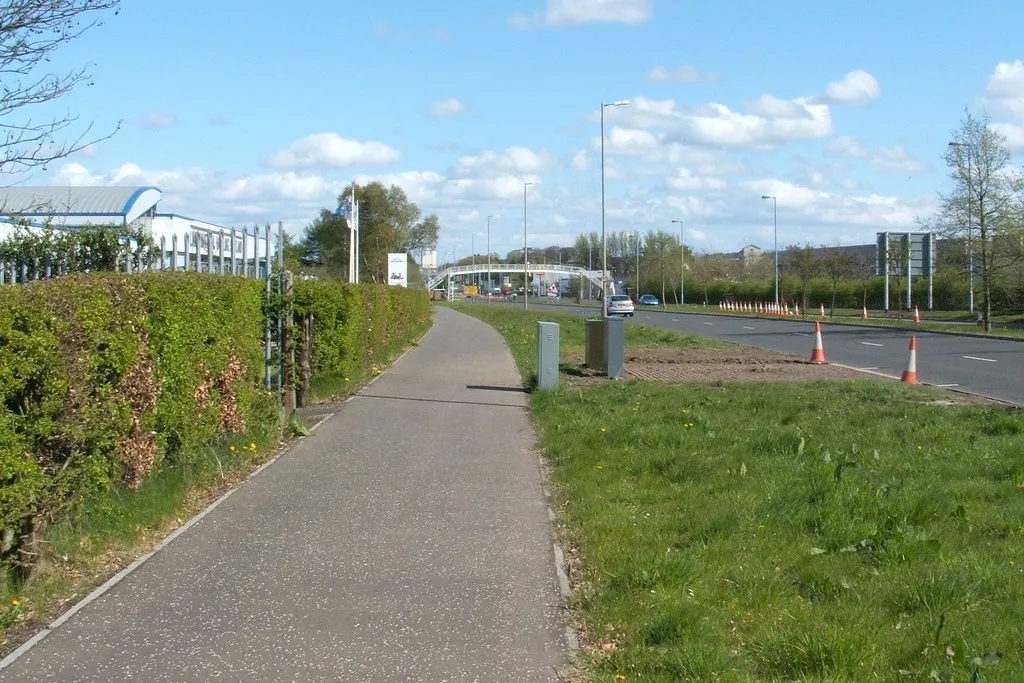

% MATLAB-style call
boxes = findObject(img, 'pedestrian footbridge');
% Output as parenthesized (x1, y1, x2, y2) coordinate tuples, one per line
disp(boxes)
(426, 263, 609, 294)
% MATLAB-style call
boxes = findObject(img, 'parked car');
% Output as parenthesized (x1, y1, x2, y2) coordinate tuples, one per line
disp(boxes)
(638, 294, 660, 306)
(606, 294, 635, 317)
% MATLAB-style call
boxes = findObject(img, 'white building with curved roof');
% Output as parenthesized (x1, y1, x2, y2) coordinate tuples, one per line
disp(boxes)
(0, 186, 273, 277)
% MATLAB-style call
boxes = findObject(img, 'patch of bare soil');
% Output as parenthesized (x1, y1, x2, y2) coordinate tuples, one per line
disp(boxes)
(564, 347, 866, 384)
(561, 347, 1013, 407)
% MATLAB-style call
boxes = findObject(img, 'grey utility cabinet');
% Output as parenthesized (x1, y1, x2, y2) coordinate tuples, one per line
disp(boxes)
(585, 317, 625, 378)
(536, 321, 560, 390)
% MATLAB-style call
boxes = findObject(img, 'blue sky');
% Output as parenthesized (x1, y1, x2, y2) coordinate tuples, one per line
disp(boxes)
(30, 0, 1024, 259)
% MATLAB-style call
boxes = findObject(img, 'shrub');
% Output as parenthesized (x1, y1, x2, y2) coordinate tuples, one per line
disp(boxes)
(0, 273, 268, 573)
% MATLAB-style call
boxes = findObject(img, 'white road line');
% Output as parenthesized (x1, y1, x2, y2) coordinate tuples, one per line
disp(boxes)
(703, 322, 713, 326)
(963, 355, 997, 363)
(860, 367, 879, 371)
(742, 326, 756, 330)
(861, 342, 883, 347)
(936, 383, 960, 387)
(670, 318, 679, 322)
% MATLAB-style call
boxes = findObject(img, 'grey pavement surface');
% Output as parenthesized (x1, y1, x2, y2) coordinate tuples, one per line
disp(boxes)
(1, 307, 566, 682)
(505, 300, 1024, 404)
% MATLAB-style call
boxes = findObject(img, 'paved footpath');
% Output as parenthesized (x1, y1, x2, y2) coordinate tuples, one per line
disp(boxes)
(1, 307, 567, 682)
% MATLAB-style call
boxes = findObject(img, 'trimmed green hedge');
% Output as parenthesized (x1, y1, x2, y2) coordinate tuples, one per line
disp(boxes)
(1, 273, 430, 572)
(293, 280, 430, 388)
(0, 273, 272, 570)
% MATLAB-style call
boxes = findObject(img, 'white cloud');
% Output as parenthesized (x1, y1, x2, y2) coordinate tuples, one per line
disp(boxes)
(141, 112, 179, 129)
(826, 135, 868, 157)
(510, 0, 652, 28)
(823, 70, 881, 105)
(570, 149, 591, 171)
(646, 64, 718, 84)
(741, 178, 924, 228)
(265, 133, 400, 169)
(991, 122, 1024, 152)
(602, 97, 832, 149)
(984, 60, 1024, 119)
(827, 136, 927, 174)
(666, 167, 727, 191)
(870, 146, 928, 175)
(455, 146, 559, 176)
(428, 98, 467, 118)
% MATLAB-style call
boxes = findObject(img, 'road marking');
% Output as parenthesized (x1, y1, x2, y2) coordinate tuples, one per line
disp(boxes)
(936, 383, 960, 387)
(670, 318, 679, 322)
(703, 322, 713, 326)
(963, 355, 996, 363)
(861, 342, 883, 347)
(860, 367, 879, 371)
(742, 326, 756, 330)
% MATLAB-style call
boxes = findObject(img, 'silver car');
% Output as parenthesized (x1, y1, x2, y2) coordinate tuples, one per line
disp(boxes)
(606, 294, 635, 317)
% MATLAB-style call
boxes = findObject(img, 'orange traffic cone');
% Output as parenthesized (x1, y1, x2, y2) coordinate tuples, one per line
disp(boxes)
(900, 336, 918, 384)
(795, 303, 801, 316)
(862, 305, 869, 320)
(810, 322, 827, 364)
(820, 303, 826, 317)
(914, 306, 921, 323)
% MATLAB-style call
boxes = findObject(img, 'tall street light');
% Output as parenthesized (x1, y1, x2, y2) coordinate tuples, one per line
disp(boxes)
(486, 214, 493, 299)
(949, 141, 974, 314)
(471, 231, 483, 292)
(671, 219, 685, 306)
(601, 99, 630, 317)
(761, 195, 779, 304)
(524, 181, 540, 311)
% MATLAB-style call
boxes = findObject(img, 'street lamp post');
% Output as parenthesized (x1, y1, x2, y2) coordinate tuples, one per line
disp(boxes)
(635, 233, 640, 298)
(471, 232, 483, 292)
(601, 99, 630, 317)
(486, 215, 493, 300)
(949, 141, 974, 314)
(524, 181, 539, 311)
(761, 195, 779, 304)
(671, 219, 685, 306)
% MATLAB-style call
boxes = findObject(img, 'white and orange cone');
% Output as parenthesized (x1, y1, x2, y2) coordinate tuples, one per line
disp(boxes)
(914, 306, 921, 323)
(820, 303, 826, 317)
(862, 305, 869, 320)
(795, 303, 801, 316)
(810, 322, 827, 364)
(900, 335, 918, 384)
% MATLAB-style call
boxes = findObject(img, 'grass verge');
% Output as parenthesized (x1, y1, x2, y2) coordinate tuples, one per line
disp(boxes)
(446, 301, 731, 386)
(455, 304, 1024, 682)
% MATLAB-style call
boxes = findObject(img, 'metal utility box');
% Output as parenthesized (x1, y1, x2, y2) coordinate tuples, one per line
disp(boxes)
(585, 319, 606, 372)
(603, 317, 625, 378)
(536, 321, 560, 390)
(585, 317, 625, 378)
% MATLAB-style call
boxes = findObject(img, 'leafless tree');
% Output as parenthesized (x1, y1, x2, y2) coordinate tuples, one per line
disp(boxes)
(1, 1, 121, 180)
(933, 110, 1023, 331)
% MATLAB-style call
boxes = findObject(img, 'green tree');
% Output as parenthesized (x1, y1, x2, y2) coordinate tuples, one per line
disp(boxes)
(820, 245, 855, 316)
(302, 182, 440, 284)
(784, 243, 821, 311)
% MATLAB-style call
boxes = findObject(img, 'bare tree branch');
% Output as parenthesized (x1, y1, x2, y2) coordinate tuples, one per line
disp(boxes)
(0, 1, 121, 178)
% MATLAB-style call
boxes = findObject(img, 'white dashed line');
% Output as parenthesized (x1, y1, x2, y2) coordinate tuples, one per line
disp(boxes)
(703, 322, 713, 326)
(742, 326, 756, 330)
(963, 355, 996, 363)
(861, 342, 883, 347)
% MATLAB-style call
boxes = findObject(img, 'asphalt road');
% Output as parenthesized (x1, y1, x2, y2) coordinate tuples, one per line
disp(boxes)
(511, 301, 1024, 405)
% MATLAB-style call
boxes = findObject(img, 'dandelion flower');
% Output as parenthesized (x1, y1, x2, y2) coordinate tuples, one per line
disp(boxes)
(616, 676, 627, 681)
(249, 443, 257, 451)
(11, 598, 21, 607)
(229, 445, 236, 452)
(600, 427, 608, 433)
